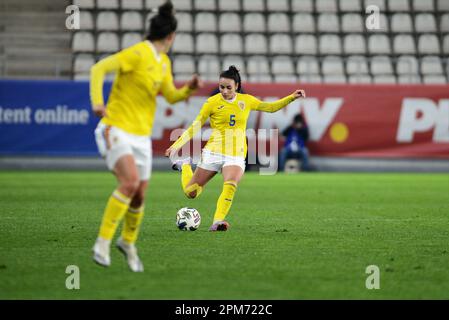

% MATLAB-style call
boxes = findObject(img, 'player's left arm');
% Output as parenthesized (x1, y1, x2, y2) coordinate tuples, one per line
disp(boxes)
(253, 89, 306, 113)
(160, 59, 203, 104)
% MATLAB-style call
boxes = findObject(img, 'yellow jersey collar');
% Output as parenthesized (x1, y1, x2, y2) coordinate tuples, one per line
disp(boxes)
(146, 40, 162, 63)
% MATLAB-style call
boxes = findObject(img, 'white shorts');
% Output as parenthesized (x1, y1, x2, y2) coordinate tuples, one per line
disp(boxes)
(94, 122, 152, 180)
(197, 149, 246, 173)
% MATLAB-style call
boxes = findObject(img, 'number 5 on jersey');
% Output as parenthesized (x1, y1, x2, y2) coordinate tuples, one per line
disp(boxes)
(229, 114, 236, 126)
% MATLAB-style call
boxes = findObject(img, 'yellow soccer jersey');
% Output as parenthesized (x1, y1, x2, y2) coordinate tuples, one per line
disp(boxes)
(171, 92, 296, 157)
(90, 41, 193, 136)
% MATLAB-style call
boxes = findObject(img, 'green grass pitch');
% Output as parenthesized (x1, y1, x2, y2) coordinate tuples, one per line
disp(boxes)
(0, 171, 448, 299)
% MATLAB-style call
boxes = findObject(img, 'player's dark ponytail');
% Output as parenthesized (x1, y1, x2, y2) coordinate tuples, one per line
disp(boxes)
(220, 65, 242, 93)
(146, 1, 177, 41)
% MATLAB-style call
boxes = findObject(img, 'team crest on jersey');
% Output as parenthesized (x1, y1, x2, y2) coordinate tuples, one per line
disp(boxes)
(238, 101, 245, 110)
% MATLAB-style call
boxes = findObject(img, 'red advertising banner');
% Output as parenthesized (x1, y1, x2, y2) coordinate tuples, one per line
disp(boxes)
(152, 83, 449, 159)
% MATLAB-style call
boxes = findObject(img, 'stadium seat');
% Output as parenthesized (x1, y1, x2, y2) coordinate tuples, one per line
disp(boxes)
(364, 0, 386, 11)
(73, 0, 95, 9)
(97, 0, 119, 9)
(195, 13, 217, 32)
(243, 13, 265, 33)
(398, 75, 422, 84)
(343, 34, 366, 54)
(388, 0, 410, 11)
(421, 56, 443, 74)
(368, 34, 391, 54)
(171, 33, 194, 53)
(121, 12, 143, 31)
(349, 75, 372, 84)
(196, 33, 219, 54)
(341, 14, 364, 32)
(97, 12, 119, 31)
(418, 34, 440, 54)
(299, 74, 323, 83)
(122, 0, 143, 10)
(318, 14, 340, 32)
(218, 13, 241, 33)
(173, 55, 195, 74)
(145, 0, 163, 9)
(270, 34, 293, 54)
(170, 0, 191, 11)
(268, 13, 290, 32)
(198, 55, 220, 78)
(271, 56, 295, 74)
(177, 12, 193, 32)
(73, 32, 95, 52)
(292, 14, 315, 33)
(324, 75, 347, 83)
(79, 11, 94, 30)
(74, 54, 95, 77)
(438, 0, 449, 11)
(242, 0, 265, 12)
(391, 14, 413, 33)
(296, 56, 320, 75)
(396, 55, 419, 75)
(319, 34, 341, 55)
(443, 35, 449, 54)
(267, 0, 289, 11)
(340, 0, 362, 12)
(378, 14, 389, 32)
(121, 33, 142, 48)
(441, 14, 449, 31)
(274, 75, 298, 83)
(220, 34, 243, 54)
(218, 0, 240, 11)
(222, 55, 245, 74)
(291, 0, 313, 12)
(413, 0, 434, 12)
(249, 74, 273, 83)
(244, 34, 268, 54)
(174, 73, 194, 81)
(423, 75, 447, 83)
(295, 35, 317, 55)
(97, 32, 120, 53)
(393, 34, 416, 54)
(322, 56, 344, 75)
(415, 14, 437, 33)
(194, 0, 216, 11)
(316, 0, 338, 12)
(370, 56, 394, 75)
(346, 56, 369, 74)
(373, 75, 397, 83)
(247, 55, 270, 75)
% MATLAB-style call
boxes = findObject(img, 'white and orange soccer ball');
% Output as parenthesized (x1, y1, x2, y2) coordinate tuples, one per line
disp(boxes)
(176, 207, 201, 231)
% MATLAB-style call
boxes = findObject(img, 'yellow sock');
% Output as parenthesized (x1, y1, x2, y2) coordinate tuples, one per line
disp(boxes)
(182, 164, 203, 198)
(213, 181, 237, 222)
(98, 190, 131, 240)
(121, 205, 144, 244)
(181, 164, 193, 190)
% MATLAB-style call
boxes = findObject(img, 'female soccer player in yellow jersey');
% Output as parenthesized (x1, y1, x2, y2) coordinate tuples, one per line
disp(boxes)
(165, 66, 305, 231)
(89, 1, 202, 272)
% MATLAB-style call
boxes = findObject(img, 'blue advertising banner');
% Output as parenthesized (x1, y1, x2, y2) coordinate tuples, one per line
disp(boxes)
(0, 79, 112, 156)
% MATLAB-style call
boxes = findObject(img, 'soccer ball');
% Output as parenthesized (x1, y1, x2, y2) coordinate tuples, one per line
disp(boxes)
(176, 207, 201, 231)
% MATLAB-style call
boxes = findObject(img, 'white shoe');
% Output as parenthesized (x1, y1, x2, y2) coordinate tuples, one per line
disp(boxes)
(92, 237, 111, 267)
(171, 157, 191, 172)
(116, 238, 144, 272)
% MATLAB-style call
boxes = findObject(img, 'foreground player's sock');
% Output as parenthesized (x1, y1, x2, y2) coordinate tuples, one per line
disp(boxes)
(121, 206, 144, 244)
(213, 180, 237, 222)
(181, 164, 193, 189)
(98, 190, 131, 240)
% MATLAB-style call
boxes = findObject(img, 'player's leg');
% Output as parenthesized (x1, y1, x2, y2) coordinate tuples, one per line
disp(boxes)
(209, 165, 244, 231)
(183, 166, 217, 199)
(93, 154, 139, 267)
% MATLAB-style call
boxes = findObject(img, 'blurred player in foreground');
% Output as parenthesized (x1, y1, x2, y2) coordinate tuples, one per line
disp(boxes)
(90, 1, 202, 271)
(166, 66, 305, 231)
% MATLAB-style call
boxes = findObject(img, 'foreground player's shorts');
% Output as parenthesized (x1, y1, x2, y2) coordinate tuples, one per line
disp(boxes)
(94, 122, 152, 180)
(197, 149, 245, 172)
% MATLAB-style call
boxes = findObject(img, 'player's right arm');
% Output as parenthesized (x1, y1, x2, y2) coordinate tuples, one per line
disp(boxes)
(89, 47, 141, 117)
(165, 101, 212, 157)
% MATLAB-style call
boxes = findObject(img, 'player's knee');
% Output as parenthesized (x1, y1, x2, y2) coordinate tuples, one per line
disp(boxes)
(121, 178, 140, 197)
